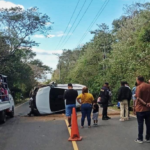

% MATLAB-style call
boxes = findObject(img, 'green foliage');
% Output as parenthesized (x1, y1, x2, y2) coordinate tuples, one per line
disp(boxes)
(52, 2, 150, 103)
(0, 7, 52, 102)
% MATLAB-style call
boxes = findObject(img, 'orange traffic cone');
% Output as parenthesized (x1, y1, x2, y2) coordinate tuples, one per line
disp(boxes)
(68, 108, 82, 141)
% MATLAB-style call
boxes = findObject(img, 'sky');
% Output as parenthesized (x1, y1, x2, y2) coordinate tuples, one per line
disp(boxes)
(0, 0, 149, 79)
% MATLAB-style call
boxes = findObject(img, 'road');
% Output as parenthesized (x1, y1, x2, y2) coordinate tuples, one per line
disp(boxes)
(0, 103, 149, 150)
(0, 102, 72, 150)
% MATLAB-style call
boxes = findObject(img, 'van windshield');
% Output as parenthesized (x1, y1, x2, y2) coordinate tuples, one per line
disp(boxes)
(49, 88, 65, 112)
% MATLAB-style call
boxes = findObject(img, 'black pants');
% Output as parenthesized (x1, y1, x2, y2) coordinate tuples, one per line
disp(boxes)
(136, 111, 150, 141)
(102, 104, 108, 118)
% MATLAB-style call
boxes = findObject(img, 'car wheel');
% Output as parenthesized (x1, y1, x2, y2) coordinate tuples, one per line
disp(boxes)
(0, 111, 6, 123)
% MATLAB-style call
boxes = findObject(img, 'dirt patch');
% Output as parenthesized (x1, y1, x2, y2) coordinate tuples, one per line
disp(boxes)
(21, 110, 120, 122)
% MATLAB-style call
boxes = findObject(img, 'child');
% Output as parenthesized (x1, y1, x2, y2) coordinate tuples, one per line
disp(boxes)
(92, 100, 99, 125)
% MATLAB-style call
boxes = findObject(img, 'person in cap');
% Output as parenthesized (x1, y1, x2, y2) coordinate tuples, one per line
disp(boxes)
(99, 82, 111, 120)
(64, 83, 78, 127)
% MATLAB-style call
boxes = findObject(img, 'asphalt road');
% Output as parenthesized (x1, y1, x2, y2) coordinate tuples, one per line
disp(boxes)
(77, 117, 149, 150)
(0, 103, 149, 150)
(0, 102, 72, 150)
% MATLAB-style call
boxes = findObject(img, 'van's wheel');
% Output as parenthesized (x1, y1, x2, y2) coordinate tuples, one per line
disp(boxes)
(0, 111, 6, 123)
(9, 107, 14, 118)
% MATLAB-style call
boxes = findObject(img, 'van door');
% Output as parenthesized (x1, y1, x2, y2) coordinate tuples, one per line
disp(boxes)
(50, 88, 65, 112)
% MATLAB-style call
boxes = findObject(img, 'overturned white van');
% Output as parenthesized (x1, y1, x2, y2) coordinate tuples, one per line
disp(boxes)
(35, 84, 85, 115)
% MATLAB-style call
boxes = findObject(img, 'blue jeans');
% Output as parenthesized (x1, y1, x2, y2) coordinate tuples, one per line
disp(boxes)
(66, 104, 76, 117)
(136, 111, 150, 141)
(81, 103, 92, 126)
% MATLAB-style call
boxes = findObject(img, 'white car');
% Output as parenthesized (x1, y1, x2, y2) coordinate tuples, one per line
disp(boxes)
(35, 84, 85, 115)
(0, 74, 15, 123)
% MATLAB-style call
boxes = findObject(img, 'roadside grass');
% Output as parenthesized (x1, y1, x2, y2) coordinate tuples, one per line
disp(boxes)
(109, 104, 135, 115)
(15, 98, 29, 106)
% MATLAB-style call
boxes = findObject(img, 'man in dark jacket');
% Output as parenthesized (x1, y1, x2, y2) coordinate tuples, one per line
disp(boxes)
(99, 83, 111, 120)
(117, 81, 132, 121)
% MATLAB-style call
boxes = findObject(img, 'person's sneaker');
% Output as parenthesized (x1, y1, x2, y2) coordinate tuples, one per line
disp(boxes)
(124, 118, 129, 121)
(119, 118, 125, 122)
(106, 116, 111, 119)
(134, 139, 143, 144)
(145, 139, 150, 143)
(102, 117, 108, 120)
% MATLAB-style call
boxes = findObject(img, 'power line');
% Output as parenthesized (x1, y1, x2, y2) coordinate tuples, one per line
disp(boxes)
(77, 0, 109, 47)
(77, 0, 110, 47)
(59, 0, 87, 49)
(55, 0, 81, 50)
(61, 0, 94, 49)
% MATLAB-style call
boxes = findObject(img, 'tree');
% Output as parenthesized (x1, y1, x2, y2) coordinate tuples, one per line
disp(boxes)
(29, 59, 52, 80)
(0, 7, 53, 102)
(0, 7, 52, 62)
(52, 2, 150, 102)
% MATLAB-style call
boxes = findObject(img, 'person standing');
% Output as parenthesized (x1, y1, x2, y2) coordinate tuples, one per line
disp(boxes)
(99, 83, 111, 120)
(124, 81, 132, 117)
(132, 82, 138, 115)
(135, 76, 150, 144)
(28, 97, 34, 116)
(92, 100, 99, 125)
(64, 83, 78, 127)
(132, 82, 138, 101)
(117, 81, 132, 121)
(0, 84, 5, 101)
(77, 87, 94, 128)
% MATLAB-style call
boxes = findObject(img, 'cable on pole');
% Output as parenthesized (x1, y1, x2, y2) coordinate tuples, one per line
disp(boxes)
(61, 0, 94, 48)
(59, 0, 87, 49)
(77, 0, 110, 48)
(55, 0, 81, 50)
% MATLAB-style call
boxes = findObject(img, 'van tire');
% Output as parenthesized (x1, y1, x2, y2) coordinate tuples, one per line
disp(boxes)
(9, 107, 14, 118)
(0, 111, 6, 123)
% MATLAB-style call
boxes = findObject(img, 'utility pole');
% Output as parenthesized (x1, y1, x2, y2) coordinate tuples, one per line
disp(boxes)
(103, 34, 106, 70)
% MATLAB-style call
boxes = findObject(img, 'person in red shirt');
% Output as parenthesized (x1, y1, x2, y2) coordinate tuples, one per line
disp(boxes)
(3, 85, 9, 101)
(135, 76, 150, 144)
(0, 85, 5, 101)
